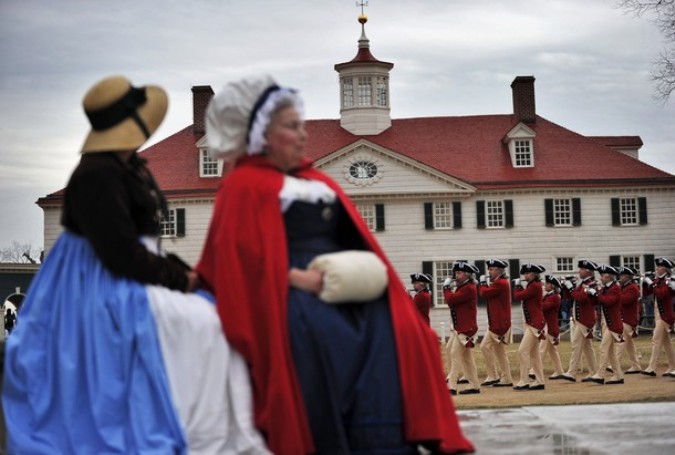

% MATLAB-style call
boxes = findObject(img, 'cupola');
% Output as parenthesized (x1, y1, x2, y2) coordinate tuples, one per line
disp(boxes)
(334, 11, 393, 135)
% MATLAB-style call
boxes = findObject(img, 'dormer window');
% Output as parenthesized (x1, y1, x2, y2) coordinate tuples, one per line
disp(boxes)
(200, 149, 222, 177)
(505, 123, 536, 168)
(514, 140, 533, 166)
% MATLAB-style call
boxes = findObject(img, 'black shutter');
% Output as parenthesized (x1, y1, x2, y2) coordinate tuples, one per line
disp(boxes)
(476, 201, 486, 229)
(176, 208, 186, 237)
(609, 255, 621, 267)
(375, 204, 385, 231)
(644, 254, 655, 273)
(572, 198, 582, 226)
(611, 198, 621, 226)
(424, 203, 434, 230)
(509, 259, 520, 302)
(452, 202, 462, 229)
(504, 199, 514, 228)
(509, 259, 520, 279)
(422, 261, 433, 277)
(422, 261, 434, 306)
(638, 197, 648, 225)
(544, 199, 554, 227)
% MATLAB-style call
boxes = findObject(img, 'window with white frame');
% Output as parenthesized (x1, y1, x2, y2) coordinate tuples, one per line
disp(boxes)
(514, 140, 533, 167)
(622, 255, 641, 272)
(160, 209, 177, 237)
(433, 202, 453, 229)
(342, 77, 354, 108)
(376, 77, 388, 107)
(357, 77, 372, 106)
(553, 199, 572, 226)
(505, 123, 536, 168)
(356, 203, 376, 231)
(200, 149, 220, 177)
(434, 260, 454, 307)
(556, 257, 574, 273)
(620, 198, 639, 225)
(486, 200, 504, 228)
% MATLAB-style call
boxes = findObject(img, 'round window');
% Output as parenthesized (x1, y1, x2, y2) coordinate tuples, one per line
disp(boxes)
(349, 161, 378, 179)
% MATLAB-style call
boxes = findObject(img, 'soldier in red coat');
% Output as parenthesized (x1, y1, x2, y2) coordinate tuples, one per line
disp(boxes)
(410, 273, 433, 325)
(584, 265, 624, 385)
(561, 260, 599, 382)
(478, 259, 514, 387)
(539, 275, 565, 379)
(642, 257, 675, 377)
(513, 263, 546, 391)
(616, 266, 643, 374)
(443, 261, 480, 395)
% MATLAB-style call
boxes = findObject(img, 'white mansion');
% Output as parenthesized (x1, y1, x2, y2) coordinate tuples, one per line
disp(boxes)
(37, 19, 675, 335)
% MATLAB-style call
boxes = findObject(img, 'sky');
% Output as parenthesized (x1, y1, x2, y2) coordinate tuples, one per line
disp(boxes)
(1, 0, 674, 253)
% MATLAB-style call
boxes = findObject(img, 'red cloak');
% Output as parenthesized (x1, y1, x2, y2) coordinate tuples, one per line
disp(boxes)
(197, 155, 474, 454)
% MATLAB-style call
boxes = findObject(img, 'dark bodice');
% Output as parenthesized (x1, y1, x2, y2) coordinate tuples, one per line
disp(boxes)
(284, 199, 365, 263)
(63, 153, 161, 237)
(61, 152, 188, 290)
(284, 200, 341, 255)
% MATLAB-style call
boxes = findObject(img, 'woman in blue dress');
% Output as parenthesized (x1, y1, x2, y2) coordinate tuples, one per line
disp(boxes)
(2, 75, 268, 454)
(197, 75, 474, 454)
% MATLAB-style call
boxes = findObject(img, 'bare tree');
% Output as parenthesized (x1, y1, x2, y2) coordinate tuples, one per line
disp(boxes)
(0, 241, 41, 263)
(616, 0, 675, 104)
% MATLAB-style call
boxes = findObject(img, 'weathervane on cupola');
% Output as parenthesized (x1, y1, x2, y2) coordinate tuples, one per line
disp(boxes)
(334, 1, 394, 135)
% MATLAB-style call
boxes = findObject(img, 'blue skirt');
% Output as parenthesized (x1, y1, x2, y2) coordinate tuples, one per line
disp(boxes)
(3, 232, 185, 454)
(287, 250, 416, 455)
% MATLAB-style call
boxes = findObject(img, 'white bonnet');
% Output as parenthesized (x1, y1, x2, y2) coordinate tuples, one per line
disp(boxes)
(205, 74, 304, 160)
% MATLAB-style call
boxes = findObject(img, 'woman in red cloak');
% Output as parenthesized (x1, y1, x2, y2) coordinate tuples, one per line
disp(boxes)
(196, 75, 474, 454)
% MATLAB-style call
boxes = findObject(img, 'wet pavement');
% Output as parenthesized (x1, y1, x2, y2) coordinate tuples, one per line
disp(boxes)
(458, 402, 675, 454)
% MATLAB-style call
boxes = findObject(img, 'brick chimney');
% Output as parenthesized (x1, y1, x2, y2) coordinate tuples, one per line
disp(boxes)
(510, 76, 536, 123)
(191, 85, 214, 136)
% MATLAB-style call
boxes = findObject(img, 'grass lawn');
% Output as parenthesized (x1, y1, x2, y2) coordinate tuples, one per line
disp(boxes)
(439, 335, 675, 409)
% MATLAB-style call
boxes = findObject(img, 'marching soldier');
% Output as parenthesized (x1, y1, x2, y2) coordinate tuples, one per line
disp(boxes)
(583, 265, 624, 385)
(443, 261, 481, 395)
(540, 275, 565, 379)
(410, 272, 433, 325)
(616, 266, 642, 374)
(642, 257, 675, 377)
(478, 259, 514, 387)
(513, 263, 546, 391)
(560, 260, 599, 382)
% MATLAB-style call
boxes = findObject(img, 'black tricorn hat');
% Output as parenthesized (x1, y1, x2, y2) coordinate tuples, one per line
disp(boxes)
(410, 272, 432, 283)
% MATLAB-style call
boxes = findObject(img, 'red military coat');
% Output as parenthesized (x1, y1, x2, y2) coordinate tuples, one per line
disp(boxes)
(514, 280, 545, 331)
(542, 291, 561, 338)
(571, 277, 597, 328)
(444, 280, 478, 337)
(654, 276, 675, 326)
(595, 281, 623, 335)
(620, 281, 640, 329)
(413, 289, 431, 325)
(478, 276, 511, 336)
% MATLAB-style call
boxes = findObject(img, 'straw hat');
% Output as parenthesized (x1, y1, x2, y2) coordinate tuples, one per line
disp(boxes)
(81, 75, 168, 153)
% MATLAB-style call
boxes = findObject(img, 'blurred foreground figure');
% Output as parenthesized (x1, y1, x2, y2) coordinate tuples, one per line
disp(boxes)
(2, 76, 268, 455)
(197, 74, 474, 454)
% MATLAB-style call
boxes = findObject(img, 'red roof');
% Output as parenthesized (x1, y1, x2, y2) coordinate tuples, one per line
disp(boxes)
(304, 115, 674, 189)
(141, 126, 220, 197)
(588, 136, 644, 148)
(37, 113, 675, 208)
